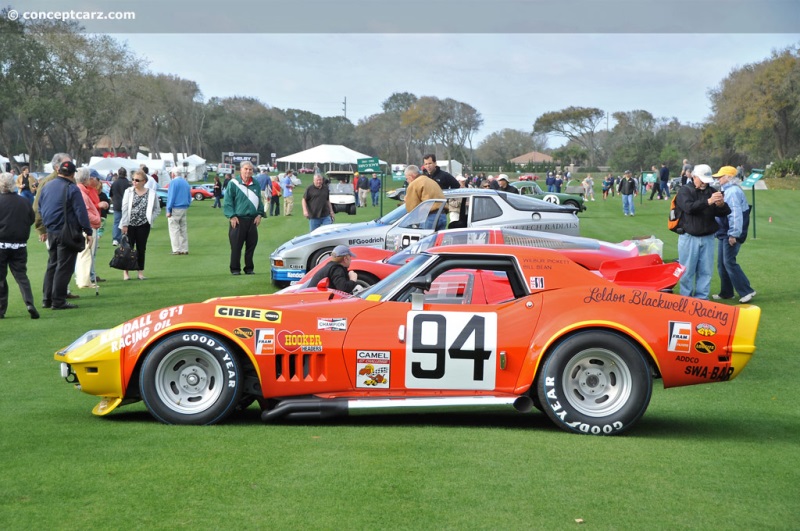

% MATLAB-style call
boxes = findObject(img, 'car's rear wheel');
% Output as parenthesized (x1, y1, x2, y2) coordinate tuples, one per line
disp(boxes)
(355, 271, 379, 286)
(194, 192, 204, 201)
(140, 333, 242, 425)
(565, 200, 581, 209)
(536, 331, 651, 435)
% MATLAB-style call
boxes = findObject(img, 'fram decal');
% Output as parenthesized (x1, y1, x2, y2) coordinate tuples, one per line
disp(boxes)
(318, 318, 347, 331)
(668, 321, 692, 353)
(529, 276, 545, 290)
(254, 329, 276, 355)
(214, 306, 282, 323)
(277, 330, 323, 353)
(696, 323, 717, 337)
(694, 340, 716, 354)
(233, 327, 254, 339)
(356, 350, 390, 388)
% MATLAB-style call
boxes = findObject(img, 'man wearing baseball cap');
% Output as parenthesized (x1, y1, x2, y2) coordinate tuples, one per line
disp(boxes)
(496, 174, 519, 194)
(37, 160, 93, 309)
(674, 163, 730, 299)
(712, 166, 756, 303)
(306, 244, 359, 294)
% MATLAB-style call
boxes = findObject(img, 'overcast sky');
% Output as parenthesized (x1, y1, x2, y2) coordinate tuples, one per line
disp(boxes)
(118, 33, 798, 146)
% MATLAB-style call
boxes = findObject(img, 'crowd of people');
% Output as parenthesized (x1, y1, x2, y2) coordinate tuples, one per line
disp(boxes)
(0, 153, 758, 317)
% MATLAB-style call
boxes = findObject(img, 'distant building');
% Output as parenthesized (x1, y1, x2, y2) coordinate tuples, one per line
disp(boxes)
(509, 151, 553, 165)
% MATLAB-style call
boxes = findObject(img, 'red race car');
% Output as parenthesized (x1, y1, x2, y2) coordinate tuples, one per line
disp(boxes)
(55, 244, 759, 435)
(283, 228, 684, 294)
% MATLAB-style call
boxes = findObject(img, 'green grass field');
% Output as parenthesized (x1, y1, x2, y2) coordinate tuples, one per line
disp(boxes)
(1, 180, 798, 529)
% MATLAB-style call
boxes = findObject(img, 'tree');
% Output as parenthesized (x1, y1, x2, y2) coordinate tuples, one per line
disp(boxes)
(534, 106, 605, 166)
(476, 129, 538, 164)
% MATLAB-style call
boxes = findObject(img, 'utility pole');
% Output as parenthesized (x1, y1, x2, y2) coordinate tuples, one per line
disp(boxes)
(342, 97, 347, 119)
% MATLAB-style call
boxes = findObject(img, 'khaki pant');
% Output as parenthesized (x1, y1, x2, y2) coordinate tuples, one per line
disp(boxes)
(74, 229, 98, 288)
(167, 208, 189, 253)
(284, 195, 294, 216)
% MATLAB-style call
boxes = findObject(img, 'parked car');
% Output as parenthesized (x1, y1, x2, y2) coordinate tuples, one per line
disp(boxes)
(327, 170, 357, 215)
(270, 188, 580, 284)
(54, 244, 760, 434)
(190, 186, 214, 201)
(511, 181, 586, 211)
(387, 187, 406, 202)
(196, 182, 224, 197)
(206, 163, 218, 173)
(298, 167, 315, 174)
(216, 163, 235, 176)
(155, 188, 168, 207)
(282, 228, 682, 293)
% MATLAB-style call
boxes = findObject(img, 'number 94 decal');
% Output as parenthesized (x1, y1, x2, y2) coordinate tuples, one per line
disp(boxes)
(405, 311, 497, 390)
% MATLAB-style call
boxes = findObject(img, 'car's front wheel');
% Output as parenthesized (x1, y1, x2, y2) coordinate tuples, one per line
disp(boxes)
(194, 192, 204, 201)
(140, 333, 242, 425)
(536, 331, 651, 435)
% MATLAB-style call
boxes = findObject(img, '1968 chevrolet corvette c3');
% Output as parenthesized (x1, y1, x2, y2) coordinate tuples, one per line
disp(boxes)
(55, 245, 760, 435)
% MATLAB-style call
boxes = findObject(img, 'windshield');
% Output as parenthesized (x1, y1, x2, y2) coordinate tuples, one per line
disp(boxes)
(357, 254, 435, 301)
(376, 204, 408, 225)
(330, 182, 354, 194)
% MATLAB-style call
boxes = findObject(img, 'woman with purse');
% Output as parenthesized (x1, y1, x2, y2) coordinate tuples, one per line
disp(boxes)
(119, 170, 160, 280)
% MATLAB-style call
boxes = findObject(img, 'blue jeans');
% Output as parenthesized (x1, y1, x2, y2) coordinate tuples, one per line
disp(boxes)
(371, 191, 379, 206)
(112, 210, 123, 242)
(660, 181, 671, 199)
(309, 216, 332, 233)
(622, 194, 635, 215)
(678, 233, 715, 299)
(717, 238, 753, 298)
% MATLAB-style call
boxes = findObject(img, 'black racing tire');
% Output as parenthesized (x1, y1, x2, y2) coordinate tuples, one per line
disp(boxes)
(193, 192, 205, 201)
(139, 332, 242, 425)
(308, 247, 334, 270)
(536, 331, 652, 435)
(355, 271, 379, 286)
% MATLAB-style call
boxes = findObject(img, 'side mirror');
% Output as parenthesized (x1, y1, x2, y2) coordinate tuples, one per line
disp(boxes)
(408, 274, 432, 292)
(315, 277, 330, 290)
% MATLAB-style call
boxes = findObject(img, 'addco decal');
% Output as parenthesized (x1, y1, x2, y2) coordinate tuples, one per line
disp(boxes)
(277, 330, 323, 353)
(694, 340, 716, 354)
(214, 306, 282, 323)
(696, 323, 717, 337)
(234, 327, 254, 339)
(318, 318, 347, 331)
(668, 321, 692, 353)
(254, 329, 276, 355)
(356, 350, 390, 388)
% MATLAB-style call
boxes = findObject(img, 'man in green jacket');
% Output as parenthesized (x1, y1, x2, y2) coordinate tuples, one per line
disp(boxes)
(223, 161, 266, 275)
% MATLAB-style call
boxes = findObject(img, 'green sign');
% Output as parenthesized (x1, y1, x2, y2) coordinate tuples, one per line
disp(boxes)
(357, 157, 380, 173)
(641, 171, 657, 184)
(741, 169, 764, 188)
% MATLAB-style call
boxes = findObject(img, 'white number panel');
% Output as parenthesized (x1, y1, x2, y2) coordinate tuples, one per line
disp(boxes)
(405, 311, 497, 390)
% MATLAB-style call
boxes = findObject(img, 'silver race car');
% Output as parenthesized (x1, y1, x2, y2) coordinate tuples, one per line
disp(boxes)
(270, 189, 580, 284)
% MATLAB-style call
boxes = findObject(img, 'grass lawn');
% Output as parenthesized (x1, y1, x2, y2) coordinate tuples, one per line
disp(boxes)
(1, 178, 798, 529)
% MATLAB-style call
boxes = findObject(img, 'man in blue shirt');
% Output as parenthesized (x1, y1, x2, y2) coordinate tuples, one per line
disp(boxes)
(166, 169, 192, 255)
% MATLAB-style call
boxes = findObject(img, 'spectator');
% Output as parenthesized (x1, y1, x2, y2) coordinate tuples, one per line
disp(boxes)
(649, 165, 663, 200)
(369, 173, 381, 206)
(38, 161, 93, 309)
(422, 154, 460, 190)
(140, 165, 158, 191)
(675, 164, 730, 299)
(0, 172, 39, 319)
(680, 159, 693, 186)
(212, 176, 223, 209)
(166, 169, 192, 255)
(659, 162, 671, 200)
(255, 167, 271, 215)
(282, 170, 295, 216)
(618, 170, 637, 216)
(546, 171, 556, 192)
(302, 173, 335, 232)
(109, 167, 130, 245)
(223, 161, 265, 275)
(404, 164, 445, 230)
(33, 152, 71, 242)
(554, 172, 564, 193)
(269, 175, 281, 216)
(712, 166, 756, 303)
(73, 168, 101, 289)
(120, 169, 161, 281)
(15, 165, 35, 204)
(601, 174, 613, 199)
(582, 174, 595, 201)
(307, 245, 359, 293)
(357, 172, 370, 207)
(496, 174, 519, 194)
(90, 170, 109, 283)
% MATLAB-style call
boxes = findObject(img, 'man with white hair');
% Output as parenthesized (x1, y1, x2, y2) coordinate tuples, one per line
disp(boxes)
(166, 168, 192, 255)
(674, 164, 730, 299)
(223, 161, 265, 275)
(0, 172, 39, 318)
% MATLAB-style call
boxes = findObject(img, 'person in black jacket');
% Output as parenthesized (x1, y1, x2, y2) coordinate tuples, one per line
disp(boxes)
(675, 164, 730, 300)
(307, 245, 358, 293)
(109, 167, 130, 245)
(422, 154, 461, 190)
(0, 172, 39, 318)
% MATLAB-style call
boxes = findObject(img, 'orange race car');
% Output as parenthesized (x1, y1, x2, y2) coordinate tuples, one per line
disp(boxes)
(55, 245, 760, 435)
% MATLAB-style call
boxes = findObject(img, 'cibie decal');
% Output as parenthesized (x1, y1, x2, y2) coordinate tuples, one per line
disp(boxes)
(277, 330, 323, 353)
(667, 321, 691, 353)
(214, 306, 282, 323)
(254, 329, 276, 355)
(356, 350, 390, 388)
(405, 311, 497, 390)
(233, 327, 254, 339)
(529, 276, 545, 290)
(696, 323, 717, 337)
(694, 340, 716, 354)
(318, 318, 347, 331)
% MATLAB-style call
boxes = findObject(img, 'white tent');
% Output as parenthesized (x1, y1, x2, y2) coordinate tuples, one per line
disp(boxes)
(87, 157, 142, 178)
(276, 144, 387, 172)
(175, 154, 207, 182)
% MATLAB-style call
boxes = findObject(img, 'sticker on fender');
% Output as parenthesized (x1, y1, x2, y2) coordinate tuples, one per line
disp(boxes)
(405, 311, 497, 390)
